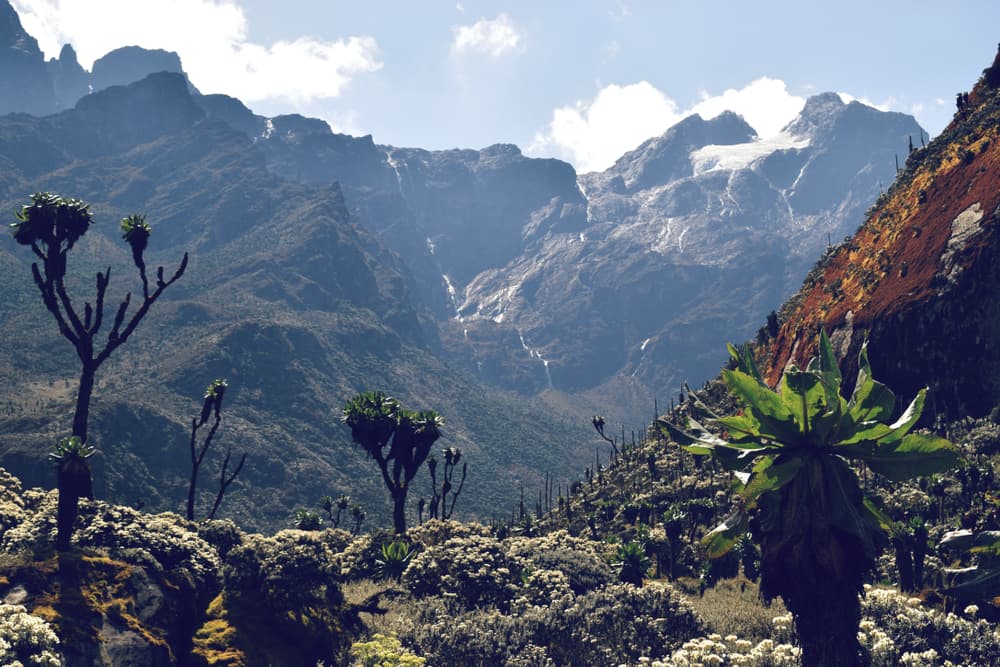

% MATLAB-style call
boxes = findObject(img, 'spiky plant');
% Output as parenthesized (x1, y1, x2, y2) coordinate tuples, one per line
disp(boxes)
(293, 509, 322, 531)
(614, 540, 651, 587)
(659, 332, 961, 666)
(48, 436, 95, 550)
(375, 540, 415, 581)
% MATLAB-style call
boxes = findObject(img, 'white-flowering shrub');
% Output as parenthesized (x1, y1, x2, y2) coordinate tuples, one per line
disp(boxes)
(224, 528, 341, 608)
(1, 493, 220, 591)
(400, 580, 702, 665)
(660, 633, 801, 667)
(0, 469, 26, 538)
(405, 519, 490, 548)
(506, 530, 614, 594)
(403, 533, 527, 610)
(0, 604, 61, 667)
(332, 533, 375, 580)
(860, 587, 1000, 665)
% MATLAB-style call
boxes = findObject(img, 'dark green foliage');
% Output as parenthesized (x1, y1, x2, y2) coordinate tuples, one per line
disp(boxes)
(659, 332, 962, 666)
(350, 503, 366, 534)
(10, 192, 187, 548)
(342, 391, 443, 533)
(375, 540, 415, 581)
(294, 509, 322, 531)
(10, 192, 92, 252)
(49, 435, 95, 550)
(187, 379, 245, 521)
(938, 529, 1000, 603)
(427, 447, 467, 521)
(615, 540, 651, 586)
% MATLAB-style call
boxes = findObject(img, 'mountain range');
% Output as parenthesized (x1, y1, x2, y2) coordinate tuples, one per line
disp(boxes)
(0, 0, 927, 529)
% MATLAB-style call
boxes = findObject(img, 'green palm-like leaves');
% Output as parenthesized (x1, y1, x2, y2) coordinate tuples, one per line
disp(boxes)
(11, 192, 93, 249)
(199, 378, 228, 425)
(614, 540, 652, 586)
(342, 391, 400, 458)
(658, 331, 962, 560)
(48, 435, 96, 464)
(342, 391, 444, 532)
(375, 540, 416, 580)
(121, 213, 152, 258)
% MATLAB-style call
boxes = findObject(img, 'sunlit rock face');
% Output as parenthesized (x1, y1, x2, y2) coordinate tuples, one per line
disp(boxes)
(255, 91, 920, 397)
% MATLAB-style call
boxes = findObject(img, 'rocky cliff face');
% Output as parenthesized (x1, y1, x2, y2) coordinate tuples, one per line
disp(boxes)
(0, 0, 55, 115)
(254, 96, 921, 403)
(0, 1, 197, 117)
(764, 47, 1000, 421)
(0, 1, 924, 412)
(90, 45, 193, 94)
(458, 96, 920, 398)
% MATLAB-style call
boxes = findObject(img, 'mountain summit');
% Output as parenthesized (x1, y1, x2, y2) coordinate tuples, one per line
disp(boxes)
(0, 0, 55, 114)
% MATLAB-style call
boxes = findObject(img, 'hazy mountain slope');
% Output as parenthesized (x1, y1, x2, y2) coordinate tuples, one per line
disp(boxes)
(0, 73, 589, 531)
(763, 47, 1000, 421)
(460, 97, 922, 398)
(254, 96, 922, 416)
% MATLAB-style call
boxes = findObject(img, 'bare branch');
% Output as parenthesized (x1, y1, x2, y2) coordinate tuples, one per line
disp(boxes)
(90, 269, 110, 336)
(96, 253, 187, 366)
(208, 448, 246, 520)
(54, 278, 85, 339)
(30, 263, 78, 345)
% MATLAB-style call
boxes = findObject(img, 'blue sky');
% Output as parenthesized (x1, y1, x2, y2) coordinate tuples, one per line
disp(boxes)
(12, 1, 1000, 172)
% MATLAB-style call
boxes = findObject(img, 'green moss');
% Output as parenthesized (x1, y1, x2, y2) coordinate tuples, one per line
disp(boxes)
(350, 634, 426, 666)
(192, 593, 246, 667)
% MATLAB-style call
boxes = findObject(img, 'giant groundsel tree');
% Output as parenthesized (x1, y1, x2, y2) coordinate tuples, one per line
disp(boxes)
(10, 192, 187, 549)
(659, 332, 961, 667)
(342, 391, 443, 533)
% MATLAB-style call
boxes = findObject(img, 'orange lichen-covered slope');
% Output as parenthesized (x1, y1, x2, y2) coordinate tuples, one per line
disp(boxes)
(764, 46, 1000, 418)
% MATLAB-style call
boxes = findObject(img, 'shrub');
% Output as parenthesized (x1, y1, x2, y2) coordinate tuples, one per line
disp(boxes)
(860, 586, 1000, 665)
(505, 530, 614, 594)
(350, 633, 425, 666)
(0, 603, 61, 666)
(1, 494, 220, 591)
(399, 581, 703, 665)
(402, 534, 526, 610)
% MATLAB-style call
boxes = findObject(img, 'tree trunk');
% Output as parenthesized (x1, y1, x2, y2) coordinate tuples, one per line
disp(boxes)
(56, 458, 93, 551)
(895, 537, 915, 592)
(59, 364, 96, 550)
(187, 466, 199, 521)
(72, 364, 95, 441)
(787, 577, 863, 667)
(392, 489, 407, 534)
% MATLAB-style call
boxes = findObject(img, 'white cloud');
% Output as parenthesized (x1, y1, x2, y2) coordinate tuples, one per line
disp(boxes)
(452, 13, 522, 58)
(10, 0, 381, 104)
(529, 78, 805, 173)
(528, 81, 682, 174)
(837, 92, 890, 111)
(690, 78, 804, 139)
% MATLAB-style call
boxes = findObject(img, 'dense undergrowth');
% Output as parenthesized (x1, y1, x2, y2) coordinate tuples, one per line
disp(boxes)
(0, 394, 999, 665)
